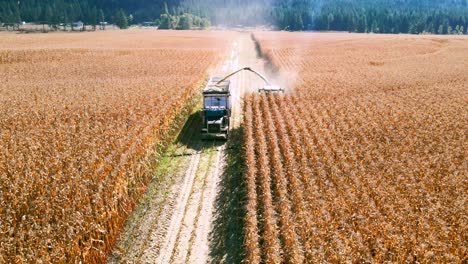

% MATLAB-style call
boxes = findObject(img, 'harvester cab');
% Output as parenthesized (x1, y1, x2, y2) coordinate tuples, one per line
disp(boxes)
(201, 77, 231, 140)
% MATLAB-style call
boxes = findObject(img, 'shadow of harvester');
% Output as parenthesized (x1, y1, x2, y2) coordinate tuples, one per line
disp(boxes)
(209, 127, 247, 263)
(173, 110, 204, 152)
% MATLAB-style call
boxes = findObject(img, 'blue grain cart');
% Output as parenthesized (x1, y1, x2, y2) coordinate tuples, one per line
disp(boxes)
(201, 77, 231, 139)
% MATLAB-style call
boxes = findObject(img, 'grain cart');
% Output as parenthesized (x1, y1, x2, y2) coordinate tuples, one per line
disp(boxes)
(201, 77, 231, 139)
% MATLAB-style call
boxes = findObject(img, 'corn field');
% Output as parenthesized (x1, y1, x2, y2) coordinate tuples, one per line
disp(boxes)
(0, 31, 230, 262)
(243, 32, 467, 263)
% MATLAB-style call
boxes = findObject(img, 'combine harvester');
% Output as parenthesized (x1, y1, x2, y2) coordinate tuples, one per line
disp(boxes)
(201, 67, 283, 139)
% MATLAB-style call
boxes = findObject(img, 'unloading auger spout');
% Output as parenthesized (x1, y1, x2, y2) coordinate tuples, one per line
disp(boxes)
(214, 67, 284, 94)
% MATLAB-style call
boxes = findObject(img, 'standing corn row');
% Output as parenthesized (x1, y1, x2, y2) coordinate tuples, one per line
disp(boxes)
(269, 95, 314, 260)
(260, 94, 304, 263)
(251, 95, 283, 263)
(243, 95, 261, 264)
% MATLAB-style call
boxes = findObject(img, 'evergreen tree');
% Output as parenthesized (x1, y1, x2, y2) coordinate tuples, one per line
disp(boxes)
(371, 19, 378, 33)
(296, 13, 304, 30)
(438, 24, 444, 34)
(177, 13, 192, 29)
(194, 15, 210, 29)
(90, 6, 98, 29)
(99, 9, 105, 29)
(327, 13, 333, 30)
(44, 6, 53, 23)
(159, 13, 172, 29)
(164, 2, 169, 15)
(114, 9, 128, 29)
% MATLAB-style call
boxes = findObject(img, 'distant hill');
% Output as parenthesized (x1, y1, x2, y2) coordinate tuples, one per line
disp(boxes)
(0, 0, 467, 34)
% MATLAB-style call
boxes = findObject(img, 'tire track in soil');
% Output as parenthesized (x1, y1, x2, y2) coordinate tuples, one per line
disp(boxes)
(155, 140, 203, 264)
(187, 146, 223, 263)
(170, 140, 218, 262)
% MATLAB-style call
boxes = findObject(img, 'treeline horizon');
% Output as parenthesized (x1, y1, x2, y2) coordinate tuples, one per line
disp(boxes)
(0, 0, 467, 34)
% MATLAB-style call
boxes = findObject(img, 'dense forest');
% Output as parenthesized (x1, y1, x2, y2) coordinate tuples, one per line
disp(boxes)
(0, 0, 467, 34)
(270, 0, 468, 34)
(184, 0, 467, 34)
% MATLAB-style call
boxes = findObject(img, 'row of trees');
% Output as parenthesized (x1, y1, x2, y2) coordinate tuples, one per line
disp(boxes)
(0, 0, 163, 29)
(158, 13, 210, 29)
(0, 0, 175, 24)
(97, 5, 210, 30)
(158, 4, 210, 29)
(0, 0, 106, 29)
(0, 0, 208, 30)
